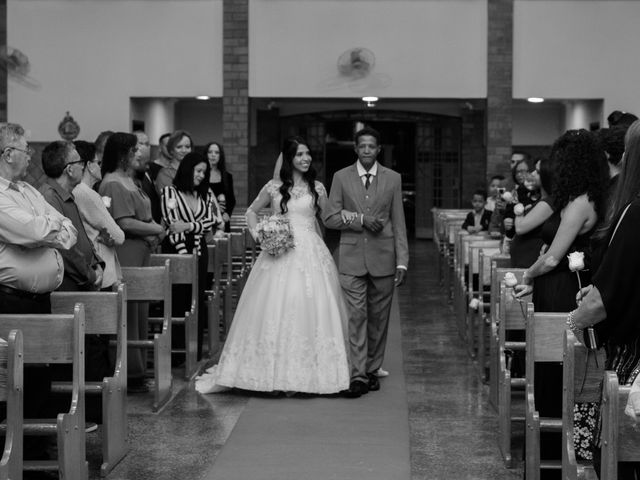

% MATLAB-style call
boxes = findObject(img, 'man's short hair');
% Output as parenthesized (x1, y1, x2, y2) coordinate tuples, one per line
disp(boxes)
(354, 126, 381, 145)
(490, 174, 505, 182)
(42, 141, 74, 178)
(473, 189, 487, 200)
(597, 127, 627, 166)
(0, 123, 25, 151)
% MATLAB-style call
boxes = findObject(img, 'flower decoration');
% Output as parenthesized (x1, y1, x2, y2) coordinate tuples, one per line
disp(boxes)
(568, 251, 585, 272)
(101, 196, 112, 208)
(256, 214, 295, 257)
(469, 298, 481, 311)
(513, 203, 525, 216)
(502, 191, 514, 203)
(504, 272, 518, 288)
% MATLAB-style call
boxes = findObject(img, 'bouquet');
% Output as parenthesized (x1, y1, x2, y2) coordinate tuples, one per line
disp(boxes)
(256, 214, 295, 257)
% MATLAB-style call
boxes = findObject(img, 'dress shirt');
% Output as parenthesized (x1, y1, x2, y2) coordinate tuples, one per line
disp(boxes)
(0, 176, 77, 293)
(40, 178, 104, 291)
(73, 182, 124, 288)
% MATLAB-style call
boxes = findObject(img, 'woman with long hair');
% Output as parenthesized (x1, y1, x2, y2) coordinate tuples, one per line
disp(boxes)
(205, 141, 236, 232)
(99, 132, 165, 392)
(161, 152, 224, 360)
(195, 136, 350, 395)
(154, 130, 193, 196)
(567, 120, 640, 476)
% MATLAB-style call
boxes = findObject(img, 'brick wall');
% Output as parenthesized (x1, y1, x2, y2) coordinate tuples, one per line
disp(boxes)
(223, 0, 249, 207)
(0, 0, 6, 123)
(486, 0, 513, 181)
(461, 109, 487, 203)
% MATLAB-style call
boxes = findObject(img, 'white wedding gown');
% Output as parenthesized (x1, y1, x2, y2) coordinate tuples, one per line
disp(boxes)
(195, 180, 350, 394)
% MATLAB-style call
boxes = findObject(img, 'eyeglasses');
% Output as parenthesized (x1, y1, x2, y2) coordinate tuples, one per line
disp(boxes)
(66, 160, 87, 169)
(6, 145, 34, 157)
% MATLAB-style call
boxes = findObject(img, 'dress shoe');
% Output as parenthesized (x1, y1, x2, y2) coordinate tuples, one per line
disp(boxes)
(367, 373, 380, 391)
(342, 380, 369, 398)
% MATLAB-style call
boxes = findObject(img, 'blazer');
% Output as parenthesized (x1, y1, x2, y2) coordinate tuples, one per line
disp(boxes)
(461, 210, 492, 232)
(323, 163, 409, 277)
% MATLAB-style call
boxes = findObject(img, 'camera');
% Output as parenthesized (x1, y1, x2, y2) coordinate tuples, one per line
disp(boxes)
(496, 187, 506, 196)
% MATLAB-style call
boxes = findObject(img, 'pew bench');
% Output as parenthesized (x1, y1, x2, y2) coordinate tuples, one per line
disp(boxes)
(0, 306, 88, 480)
(51, 285, 128, 476)
(121, 261, 172, 412)
(0, 330, 23, 480)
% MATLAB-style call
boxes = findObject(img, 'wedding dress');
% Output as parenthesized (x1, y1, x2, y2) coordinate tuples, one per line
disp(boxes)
(195, 180, 350, 394)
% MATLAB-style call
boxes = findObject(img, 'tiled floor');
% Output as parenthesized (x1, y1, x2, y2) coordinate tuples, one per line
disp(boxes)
(89, 240, 523, 480)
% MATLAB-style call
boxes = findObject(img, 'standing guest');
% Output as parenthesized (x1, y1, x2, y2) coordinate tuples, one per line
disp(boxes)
(99, 132, 165, 392)
(0, 123, 77, 430)
(92, 130, 113, 193)
(461, 189, 491, 233)
(569, 119, 640, 477)
(155, 130, 193, 196)
(205, 141, 236, 232)
(148, 132, 171, 182)
(485, 174, 505, 212)
(133, 131, 162, 223)
(40, 141, 105, 291)
(510, 157, 554, 268)
(323, 126, 409, 398)
(161, 152, 224, 360)
(515, 130, 608, 470)
(73, 140, 124, 290)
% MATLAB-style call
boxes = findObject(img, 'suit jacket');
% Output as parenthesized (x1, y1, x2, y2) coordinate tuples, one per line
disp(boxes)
(461, 210, 492, 232)
(323, 163, 409, 277)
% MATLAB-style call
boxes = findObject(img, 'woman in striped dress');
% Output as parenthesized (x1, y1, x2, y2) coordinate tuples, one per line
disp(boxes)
(161, 152, 224, 360)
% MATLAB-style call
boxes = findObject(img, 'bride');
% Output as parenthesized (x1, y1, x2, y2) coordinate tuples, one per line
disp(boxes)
(195, 136, 350, 394)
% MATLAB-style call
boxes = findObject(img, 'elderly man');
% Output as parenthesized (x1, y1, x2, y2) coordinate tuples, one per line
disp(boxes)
(40, 140, 104, 291)
(0, 123, 78, 451)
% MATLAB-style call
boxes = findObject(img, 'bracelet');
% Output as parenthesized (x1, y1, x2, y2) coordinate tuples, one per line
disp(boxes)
(566, 309, 581, 334)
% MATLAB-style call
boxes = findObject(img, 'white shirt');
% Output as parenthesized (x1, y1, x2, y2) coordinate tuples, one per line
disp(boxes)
(356, 161, 378, 187)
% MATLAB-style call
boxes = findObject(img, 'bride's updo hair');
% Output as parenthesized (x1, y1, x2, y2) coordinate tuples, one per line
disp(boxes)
(278, 136, 319, 214)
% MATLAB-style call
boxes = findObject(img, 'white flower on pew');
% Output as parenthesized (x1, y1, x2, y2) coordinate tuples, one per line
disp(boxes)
(469, 297, 481, 311)
(102, 196, 112, 208)
(504, 272, 518, 288)
(501, 191, 514, 203)
(166, 198, 178, 210)
(513, 203, 525, 216)
(568, 251, 585, 272)
(625, 375, 640, 422)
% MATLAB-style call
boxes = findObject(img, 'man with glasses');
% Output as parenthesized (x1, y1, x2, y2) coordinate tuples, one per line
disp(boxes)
(0, 123, 78, 451)
(40, 140, 104, 291)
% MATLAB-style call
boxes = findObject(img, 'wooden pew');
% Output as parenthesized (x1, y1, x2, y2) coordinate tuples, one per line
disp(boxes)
(149, 253, 199, 380)
(600, 371, 640, 480)
(206, 237, 230, 343)
(561, 330, 602, 480)
(121, 261, 172, 411)
(453, 232, 487, 340)
(496, 278, 529, 467)
(228, 231, 248, 312)
(442, 217, 466, 302)
(465, 240, 500, 358)
(432, 209, 467, 286)
(0, 330, 23, 480)
(0, 305, 88, 480)
(525, 305, 568, 479)
(50, 285, 128, 476)
(475, 251, 509, 382)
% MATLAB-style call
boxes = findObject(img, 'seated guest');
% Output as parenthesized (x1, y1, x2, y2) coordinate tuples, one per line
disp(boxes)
(40, 141, 105, 291)
(461, 189, 491, 233)
(0, 123, 77, 455)
(73, 140, 124, 290)
(155, 130, 193, 197)
(485, 174, 505, 212)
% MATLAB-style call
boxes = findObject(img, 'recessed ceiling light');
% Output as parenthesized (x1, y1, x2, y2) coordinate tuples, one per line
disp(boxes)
(362, 96, 378, 102)
(196, 95, 210, 100)
(527, 97, 544, 103)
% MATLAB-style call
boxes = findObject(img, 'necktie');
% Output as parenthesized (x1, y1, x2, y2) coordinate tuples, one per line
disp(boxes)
(364, 173, 372, 189)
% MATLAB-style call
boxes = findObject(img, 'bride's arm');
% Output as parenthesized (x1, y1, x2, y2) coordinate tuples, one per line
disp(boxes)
(245, 182, 273, 240)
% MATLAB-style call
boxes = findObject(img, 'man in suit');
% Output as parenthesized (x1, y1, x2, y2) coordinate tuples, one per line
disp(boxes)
(323, 126, 409, 398)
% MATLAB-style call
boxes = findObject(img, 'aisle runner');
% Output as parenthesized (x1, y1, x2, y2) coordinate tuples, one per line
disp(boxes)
(203, 294, 410, 480)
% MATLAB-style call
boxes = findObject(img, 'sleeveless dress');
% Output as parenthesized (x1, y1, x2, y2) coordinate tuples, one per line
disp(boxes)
(195, 180, 350, 394)
(532, 209, 597, 465)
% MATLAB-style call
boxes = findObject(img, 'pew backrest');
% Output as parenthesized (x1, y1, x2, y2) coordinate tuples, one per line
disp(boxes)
(0, 329, 23, 480)
(525, 306, 568, 383)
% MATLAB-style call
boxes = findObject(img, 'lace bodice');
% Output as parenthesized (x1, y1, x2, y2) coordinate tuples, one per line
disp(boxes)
(263, 180, 326, 233)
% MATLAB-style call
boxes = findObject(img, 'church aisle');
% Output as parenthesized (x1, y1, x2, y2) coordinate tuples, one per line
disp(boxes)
(401, 240, 522, 479)
(101, 240, 522, 480)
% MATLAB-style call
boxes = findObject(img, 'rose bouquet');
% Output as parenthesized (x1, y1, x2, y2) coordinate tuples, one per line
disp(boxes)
(256, 214, 295, 257)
